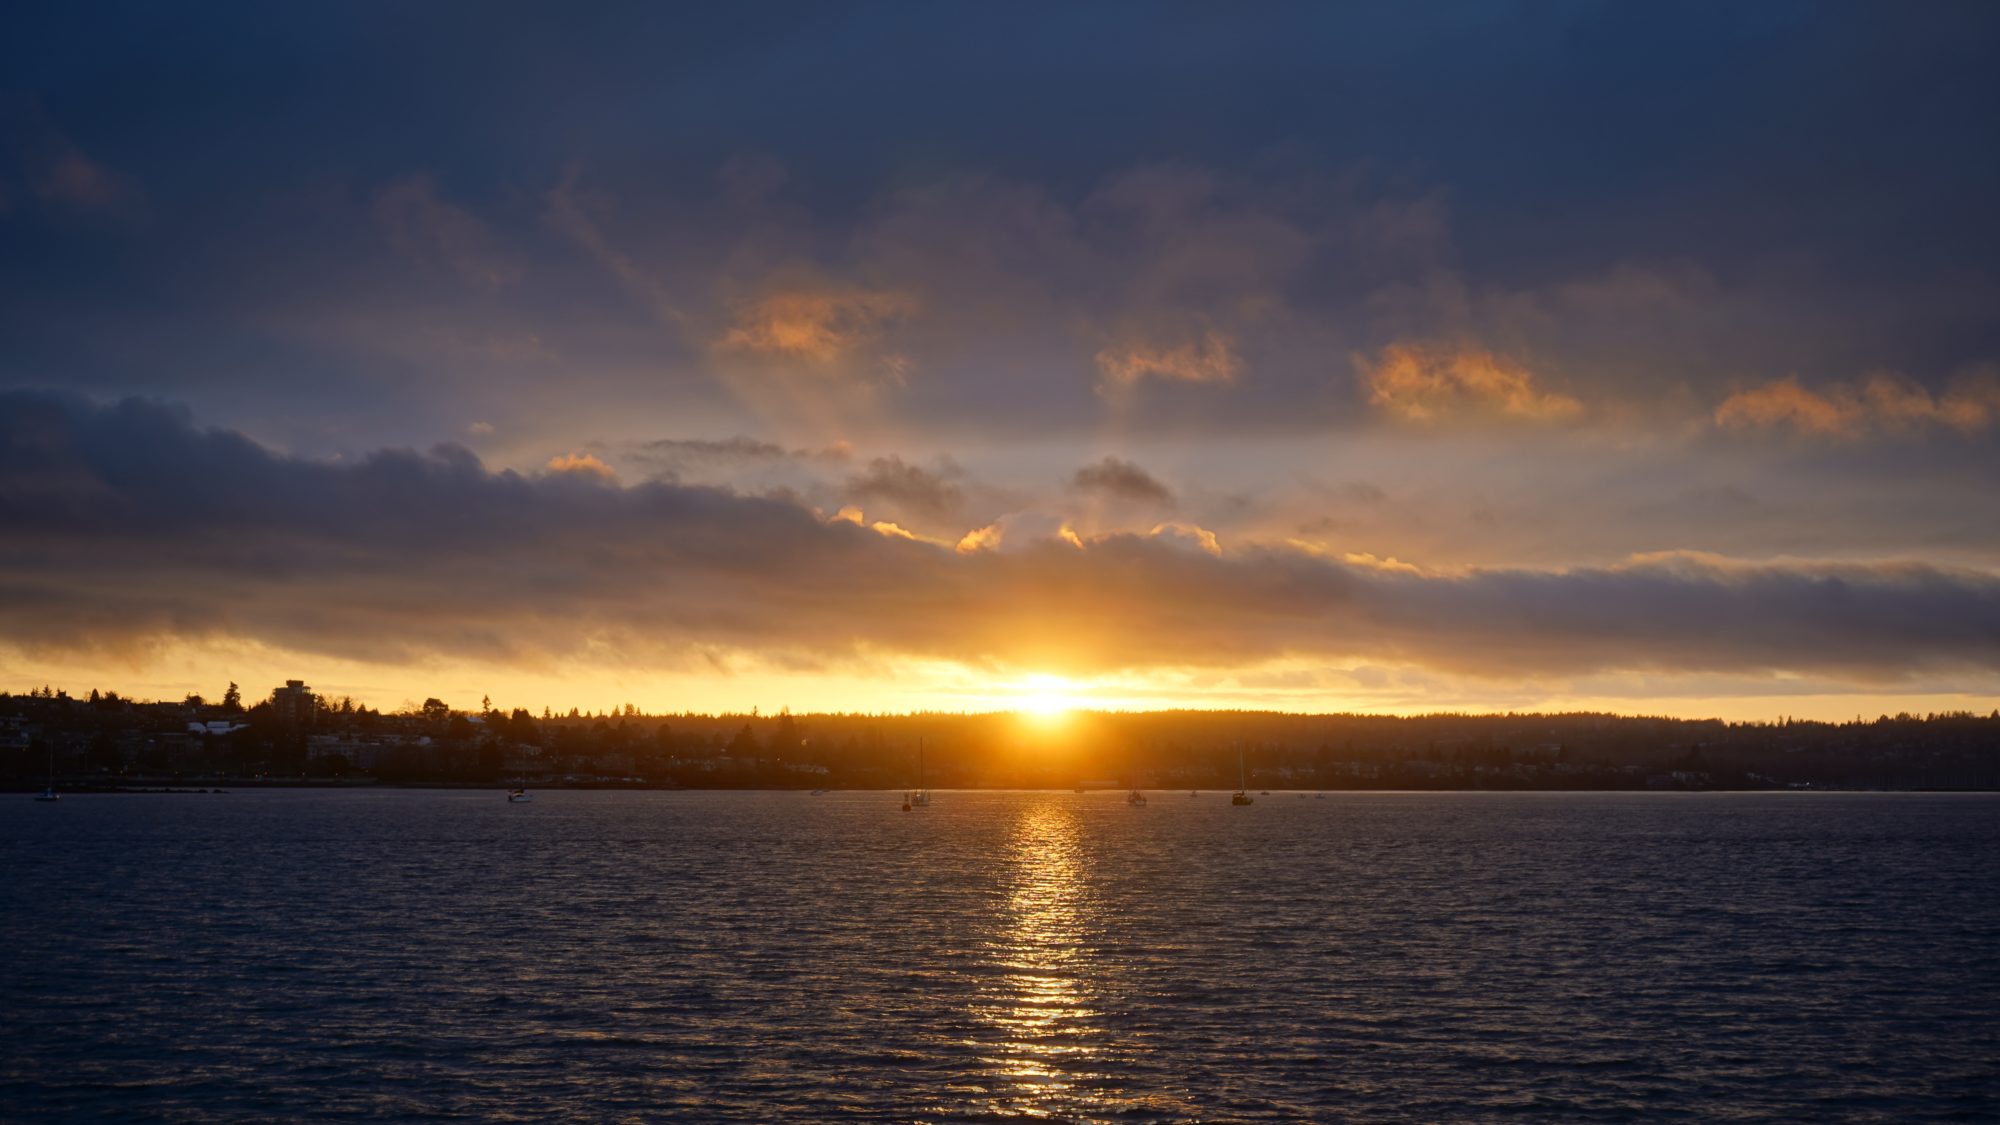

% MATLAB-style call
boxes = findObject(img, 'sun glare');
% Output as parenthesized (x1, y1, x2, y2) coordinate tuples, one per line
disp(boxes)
(1015, 674, 1079, 721)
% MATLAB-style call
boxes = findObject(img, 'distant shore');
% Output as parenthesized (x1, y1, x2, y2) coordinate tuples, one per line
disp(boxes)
(14, 780, 1996, 795)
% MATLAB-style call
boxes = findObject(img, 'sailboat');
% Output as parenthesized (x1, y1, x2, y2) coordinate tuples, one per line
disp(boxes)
(507, 787, 532, 803)
(908, 738, 930, 807)
(1232, 743, 1254, 806)
(34, 747, 59, 802)
(1126, 788, 1147, 806)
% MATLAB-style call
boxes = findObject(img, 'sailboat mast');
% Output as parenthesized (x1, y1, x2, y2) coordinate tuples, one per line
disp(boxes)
(1237, 742, 1246, 792)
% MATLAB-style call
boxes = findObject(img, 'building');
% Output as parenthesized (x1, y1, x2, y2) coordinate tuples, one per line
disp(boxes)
(188, 720, 250, 737)
(271, 679, 315, 730)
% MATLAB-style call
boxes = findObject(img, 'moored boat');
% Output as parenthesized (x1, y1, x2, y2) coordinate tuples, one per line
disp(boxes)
(908, 739, 930, 807)
(32, 749, 58, 802)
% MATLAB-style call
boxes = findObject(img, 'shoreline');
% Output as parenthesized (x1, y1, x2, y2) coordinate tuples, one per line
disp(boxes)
(12, 781, 1997, 795)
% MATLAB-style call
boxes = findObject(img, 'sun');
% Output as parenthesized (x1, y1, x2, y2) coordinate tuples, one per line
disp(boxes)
(1015, 673, 1079, 721)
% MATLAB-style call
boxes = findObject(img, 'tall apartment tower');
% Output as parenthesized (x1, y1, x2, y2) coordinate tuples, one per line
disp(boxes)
(271, 679, 315, 729)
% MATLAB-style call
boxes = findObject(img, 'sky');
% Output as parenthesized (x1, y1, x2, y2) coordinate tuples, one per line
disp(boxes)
(3, 1, 1999, 719)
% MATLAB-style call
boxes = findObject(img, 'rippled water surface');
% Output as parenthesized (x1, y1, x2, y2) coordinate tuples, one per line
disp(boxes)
(3, 790, 1998, 1121)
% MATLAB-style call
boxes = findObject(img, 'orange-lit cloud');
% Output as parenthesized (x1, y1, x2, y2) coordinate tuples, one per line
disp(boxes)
(1357, 342, 1583, 422)
(1714, 376, 1852, 434)
(955, 523, 1005, 553)
(544, 451, 616, 481)
(1715, 373, 2000, 436)
(1095, 330, 1241, 389)
(717, 285, 916, 371)
(867, 520, 928, 542)
(1337, 550, 1426, 576)
(1146, 521, 1223, 555)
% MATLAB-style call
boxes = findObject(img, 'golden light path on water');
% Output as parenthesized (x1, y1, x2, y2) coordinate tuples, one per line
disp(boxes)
(964, 798, 1212, 1120)
(975, 801, 1102, 1117)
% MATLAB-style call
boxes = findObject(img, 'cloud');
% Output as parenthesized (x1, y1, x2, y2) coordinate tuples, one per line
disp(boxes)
(1095, 330, 1241, 390)
(955, 523, 1004, 554)
(643, 435, 793, 460)
(36, 147, 131, 212)
(6, 393, 1998, 686)
(375, 175, 523, 288)
(844, 455, 962, 517)
(627, 435, 791, 469)
(1145, 521, 1223, 556)
(1713, 376, 1849, 434)
(1070, 456, 1175, 507)
(0, 97, 145, 218)
(543, 451, 616, 481)
(1356, 342, 1583, 422)
(1715, 373, 2000, 436)
(544, 167, 684, 325)
(468, 421, 496, 435)
(615, 434, 852, 488)
(716, 283, 916, 372)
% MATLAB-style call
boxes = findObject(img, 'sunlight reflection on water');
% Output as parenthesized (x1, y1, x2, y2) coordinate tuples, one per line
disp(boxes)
(981, 801, 1101, 1117)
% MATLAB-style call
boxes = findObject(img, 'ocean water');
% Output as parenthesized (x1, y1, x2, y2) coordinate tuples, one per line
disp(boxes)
(2, 789, 1996, 1122)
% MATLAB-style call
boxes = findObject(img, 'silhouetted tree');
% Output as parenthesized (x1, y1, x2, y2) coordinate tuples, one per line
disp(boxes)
(770, 711, 800, 757)
(507, 707, 541, 746)
(421, 698, 450, 729)
(222, 682, 242, 712)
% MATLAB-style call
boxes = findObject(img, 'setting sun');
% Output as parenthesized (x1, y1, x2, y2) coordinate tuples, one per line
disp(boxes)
(1015, 674, 1080, 720)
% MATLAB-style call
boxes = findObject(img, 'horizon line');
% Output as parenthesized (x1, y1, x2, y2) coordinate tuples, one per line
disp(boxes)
(11, 684, 1994, 729)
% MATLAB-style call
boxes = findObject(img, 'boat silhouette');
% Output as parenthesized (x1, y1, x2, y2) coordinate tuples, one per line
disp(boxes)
(1232, 743, 1254, 806)
(33, 747, 58, 802)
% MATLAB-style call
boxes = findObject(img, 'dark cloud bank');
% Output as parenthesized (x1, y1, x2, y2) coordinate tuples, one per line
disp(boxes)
(4, 392, 1997, 683)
